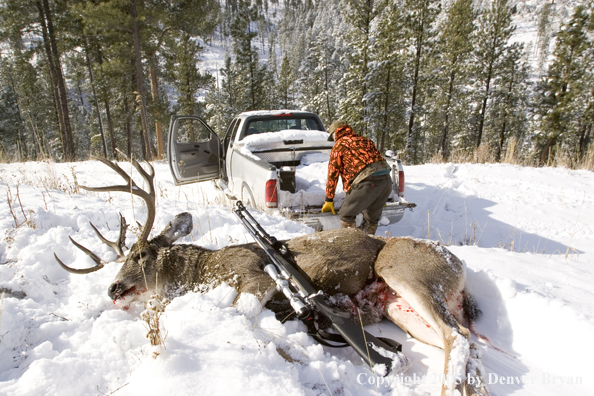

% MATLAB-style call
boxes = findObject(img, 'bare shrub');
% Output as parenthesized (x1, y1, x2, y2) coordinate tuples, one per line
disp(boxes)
(578, 145, 594, 171)
(474, 143, 495, 164)
(141, 293, 170, 348)
(502, 137, 520, 165)
(6, 184, 35, 229)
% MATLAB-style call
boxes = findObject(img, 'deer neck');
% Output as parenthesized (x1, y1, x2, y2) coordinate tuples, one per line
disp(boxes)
(154, 244, 213, 292)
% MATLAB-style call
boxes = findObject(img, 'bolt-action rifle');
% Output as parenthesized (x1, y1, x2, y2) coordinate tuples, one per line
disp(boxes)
(233, 201, 407, 375)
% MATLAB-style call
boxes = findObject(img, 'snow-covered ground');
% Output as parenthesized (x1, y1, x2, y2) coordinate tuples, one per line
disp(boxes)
(0, 160, 593, 396)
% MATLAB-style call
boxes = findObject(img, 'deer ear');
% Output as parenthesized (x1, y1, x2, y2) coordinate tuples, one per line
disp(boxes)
(160, 212, 193, 244)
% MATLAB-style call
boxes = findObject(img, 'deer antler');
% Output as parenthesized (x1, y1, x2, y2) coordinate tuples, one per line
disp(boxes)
(54, 153, 155, 273)
(80, 152, 155, 244)
(54, 213, 129, 274)
(89, 213, 128, 260)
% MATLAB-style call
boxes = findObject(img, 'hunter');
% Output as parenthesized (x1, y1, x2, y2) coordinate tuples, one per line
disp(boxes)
(321, 120, 392, 235)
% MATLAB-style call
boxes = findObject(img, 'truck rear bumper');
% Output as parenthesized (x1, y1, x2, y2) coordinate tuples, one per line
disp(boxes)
(281, 201, 417, 231)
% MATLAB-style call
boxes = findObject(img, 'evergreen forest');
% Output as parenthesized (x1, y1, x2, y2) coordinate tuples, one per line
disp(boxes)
(0, 0, 592, 169)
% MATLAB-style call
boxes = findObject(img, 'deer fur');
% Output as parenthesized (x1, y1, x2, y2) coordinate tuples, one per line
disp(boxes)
(55, 157, 489, 396)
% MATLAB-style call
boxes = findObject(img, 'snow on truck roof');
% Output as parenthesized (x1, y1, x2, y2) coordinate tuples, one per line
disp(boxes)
(237, 110, 320, 118)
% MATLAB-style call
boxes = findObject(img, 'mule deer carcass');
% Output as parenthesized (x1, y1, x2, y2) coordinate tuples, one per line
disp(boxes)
(54, 156, 489, 396)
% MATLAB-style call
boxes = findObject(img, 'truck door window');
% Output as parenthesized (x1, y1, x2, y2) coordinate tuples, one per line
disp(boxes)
(229, 119, 240, 147)
(224, 118, 239, 151)
(176, 118, 212, 143)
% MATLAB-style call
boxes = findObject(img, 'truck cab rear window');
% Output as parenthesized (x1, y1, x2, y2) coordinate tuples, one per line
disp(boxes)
(242, 117, 323, 139)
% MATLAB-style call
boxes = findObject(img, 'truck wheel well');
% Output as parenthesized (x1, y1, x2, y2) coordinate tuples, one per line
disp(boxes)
(241, 183, 256, 208)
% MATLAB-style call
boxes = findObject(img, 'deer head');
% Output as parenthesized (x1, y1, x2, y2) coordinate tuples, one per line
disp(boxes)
(54, 153, 192, 305)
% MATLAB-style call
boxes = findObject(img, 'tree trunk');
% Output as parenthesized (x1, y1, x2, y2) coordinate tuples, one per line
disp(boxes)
(578, 123, 591, 159)
(406, 32, 424, 164)
(496, 62, 516, 162)
(405, 2, 427, 165)
(37, 0, 76, 161)
(96, 47, 117, 157)
(380, 65, 391, 152)
(36, 0, 75, 161)
(497, 118, 507, 162)
(441, 67, 456, 160)
(148, 54, 164, 158)
(477, 39, 497, 149)
(541, 137, 554, 165)
(130, 0, 153, 160)
(8, 71, 28, 159)
(84, 38, 108, 158)
(123, 91, 133, 157)
(104, 100, 116, 158)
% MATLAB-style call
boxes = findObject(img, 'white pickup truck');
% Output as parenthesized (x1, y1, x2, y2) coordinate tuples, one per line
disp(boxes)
(167, 110, 415, 230)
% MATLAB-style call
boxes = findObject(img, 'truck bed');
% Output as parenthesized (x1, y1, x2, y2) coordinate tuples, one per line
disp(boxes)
(238, 131, 415, 230)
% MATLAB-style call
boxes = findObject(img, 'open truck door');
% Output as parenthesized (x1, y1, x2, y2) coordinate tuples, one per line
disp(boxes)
(167, 116, 221, 185)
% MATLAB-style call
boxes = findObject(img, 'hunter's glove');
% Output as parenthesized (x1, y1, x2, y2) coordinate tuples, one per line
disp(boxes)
(321, 200, 335, 215)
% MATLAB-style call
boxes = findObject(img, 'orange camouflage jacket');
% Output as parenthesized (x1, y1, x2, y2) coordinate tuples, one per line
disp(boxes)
(325, 125, 385, 200)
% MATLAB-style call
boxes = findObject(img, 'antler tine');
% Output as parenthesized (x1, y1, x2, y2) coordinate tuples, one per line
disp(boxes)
(84, 154, 156, 244)
(53, 237, 105, 274)
(54, 214, 128, 273)
(88, 213, 128, 261)
(115, 150, 155, 243)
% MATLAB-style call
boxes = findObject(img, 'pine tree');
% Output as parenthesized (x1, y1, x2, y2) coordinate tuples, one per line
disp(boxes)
(430, 0, 476, 160)
(535, 0, 556, 78)
(172, 33, 214, 117)
(535, 5, 592, 166)
(300, 29, 341, 125)
(338, 0, 386, 136)
(488, 44, 530, 162)
(277, 54, 296, 109)
(0, 2, 62, 160)
(402, 0, 441, 164)
(0, 0, 76, 161)
(365, 1, 408, 151)
(472, 0, 516, 149)
(229, 1, 269, 111)
(205, 55, 239, 133)
(0, 59, 25, 160)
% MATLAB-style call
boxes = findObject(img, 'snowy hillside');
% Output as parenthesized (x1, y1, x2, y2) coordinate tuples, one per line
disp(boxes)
(0, 160, 593, 396)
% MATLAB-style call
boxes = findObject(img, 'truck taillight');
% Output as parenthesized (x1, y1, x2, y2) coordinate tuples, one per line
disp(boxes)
(398, 170, 405, 197)
(265, 179, 277, 208)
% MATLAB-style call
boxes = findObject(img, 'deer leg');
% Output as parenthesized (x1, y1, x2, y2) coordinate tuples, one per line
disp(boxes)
(438, 322, 469, 396)
(465, 342, 490, 396)
(385, 285, 471, 396)
(383, 292, 444, 348)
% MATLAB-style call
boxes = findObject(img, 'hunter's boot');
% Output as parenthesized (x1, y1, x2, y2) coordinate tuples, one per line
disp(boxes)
(365, 224, 378, 235)
(341, 220, 356, 229)
(359, 220, 378, 235)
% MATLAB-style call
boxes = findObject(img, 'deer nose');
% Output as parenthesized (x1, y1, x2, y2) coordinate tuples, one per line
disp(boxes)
(108, 282, 122, 300)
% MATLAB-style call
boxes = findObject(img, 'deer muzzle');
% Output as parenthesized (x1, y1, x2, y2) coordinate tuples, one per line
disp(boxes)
(108, 281, 137, 302)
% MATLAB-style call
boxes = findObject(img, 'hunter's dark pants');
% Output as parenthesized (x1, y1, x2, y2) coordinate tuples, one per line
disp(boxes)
(338, 174, 392, 226)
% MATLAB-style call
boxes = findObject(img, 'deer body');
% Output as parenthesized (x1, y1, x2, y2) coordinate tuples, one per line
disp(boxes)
(106, 222, 487, 396)
(55, 156, 488, 396)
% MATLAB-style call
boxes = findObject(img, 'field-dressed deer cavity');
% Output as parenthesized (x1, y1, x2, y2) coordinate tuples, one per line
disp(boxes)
(54, 155, 490, 396)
